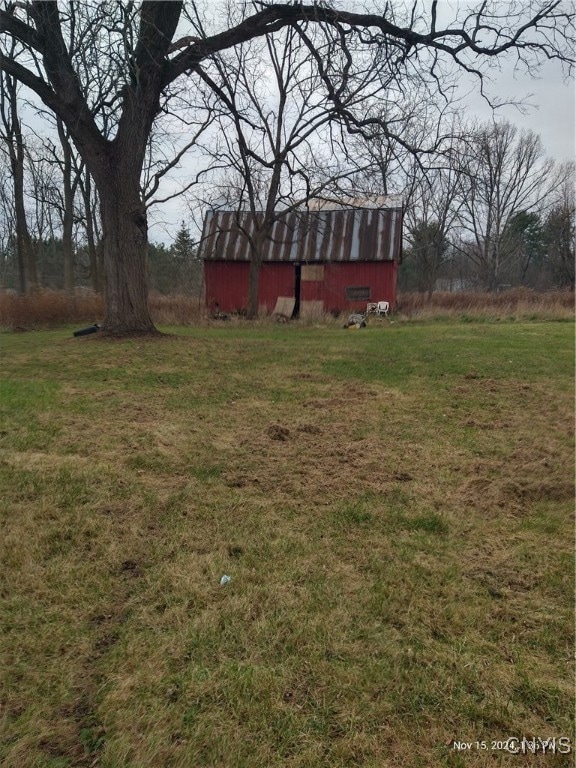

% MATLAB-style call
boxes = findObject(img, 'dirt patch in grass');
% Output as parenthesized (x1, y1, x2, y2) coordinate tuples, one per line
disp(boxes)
(267, 424, 291, 441)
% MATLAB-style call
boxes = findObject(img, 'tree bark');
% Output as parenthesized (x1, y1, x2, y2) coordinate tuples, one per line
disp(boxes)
(0, 71, 37, 293)
(12, 134, 37, 293)
(247, 248, 262, 319)
(247, 221, 274, 319)
(94, 160, 156, 335)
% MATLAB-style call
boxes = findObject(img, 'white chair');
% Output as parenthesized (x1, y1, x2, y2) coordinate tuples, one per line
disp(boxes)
(367, 301, 389, 317)
(376, 301, 389, 316)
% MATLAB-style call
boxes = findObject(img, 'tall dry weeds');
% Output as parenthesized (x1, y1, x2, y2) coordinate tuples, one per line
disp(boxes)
(0, 287, 573, 330)
(0, 290, 207, 330)
(397, 288, 575, 319)
(0, 290, 105, 330)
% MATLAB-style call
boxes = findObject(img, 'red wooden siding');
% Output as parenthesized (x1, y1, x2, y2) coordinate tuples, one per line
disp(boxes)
(205, 260, 397, 314)
(316, 262, 398, 313)
(259, 263, 296, 310)
(205, 262, 249, 313)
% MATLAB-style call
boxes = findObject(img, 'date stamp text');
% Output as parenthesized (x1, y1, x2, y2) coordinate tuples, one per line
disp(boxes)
(450, 736, 572, 755)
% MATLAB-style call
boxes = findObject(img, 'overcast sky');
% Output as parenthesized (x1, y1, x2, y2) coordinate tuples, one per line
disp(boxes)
(432, 0, 575, 161)
(457, 59, 575, 162)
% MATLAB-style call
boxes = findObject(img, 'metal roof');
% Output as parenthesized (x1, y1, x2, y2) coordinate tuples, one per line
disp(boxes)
(199, 208, 402, 263)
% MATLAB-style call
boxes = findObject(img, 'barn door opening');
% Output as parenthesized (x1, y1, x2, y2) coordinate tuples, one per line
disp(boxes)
(293, 263, 301, 318)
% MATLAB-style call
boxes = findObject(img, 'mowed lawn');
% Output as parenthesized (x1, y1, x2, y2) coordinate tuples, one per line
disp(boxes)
(0, 320, 573, 768)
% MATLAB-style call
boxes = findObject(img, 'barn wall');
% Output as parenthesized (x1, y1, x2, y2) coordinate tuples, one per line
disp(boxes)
(204, 260, 397, 315)
(259, 263, 296, 312)
(204, 261, 249, 313)
(204, 261, 294, 314)
(303, 262, 397, 312)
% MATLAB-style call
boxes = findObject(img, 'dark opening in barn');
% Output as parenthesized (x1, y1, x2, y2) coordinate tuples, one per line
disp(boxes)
(199, 206, 403, 317)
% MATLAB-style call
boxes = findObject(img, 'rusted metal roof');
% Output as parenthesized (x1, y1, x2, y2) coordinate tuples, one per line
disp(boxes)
(199, 208, 402, 263)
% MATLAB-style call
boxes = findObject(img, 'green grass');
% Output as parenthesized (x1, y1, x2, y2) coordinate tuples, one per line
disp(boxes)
(0, 320, 574, 767)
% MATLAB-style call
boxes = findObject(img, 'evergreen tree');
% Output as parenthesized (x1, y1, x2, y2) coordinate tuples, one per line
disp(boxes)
(544, 205, 575, 290)
(502, 211, 545, 286)
(147, 242, 175, 294)
(171, 222, 202, 296)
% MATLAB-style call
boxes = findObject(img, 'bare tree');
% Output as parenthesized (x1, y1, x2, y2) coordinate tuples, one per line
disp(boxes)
(455, 121, 559, 290)
(544, 162, 575, 290)
(193, 17, 377, 317)
(0, 1, 573, 333)
(403, 134, 466, 296)
(25, 118, 86, 291)
(0, 153, 16, 287)
(349, 103, 468, 296)
(25, 137, 59, 285)
(55, 118, 79, 292)
(77, 166, 102, 293)
(0, 65, 37, 293)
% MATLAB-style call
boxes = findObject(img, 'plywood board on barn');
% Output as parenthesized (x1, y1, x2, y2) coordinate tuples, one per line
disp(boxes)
(273, 296, 296, 318)
(300, 300, 324, 319)
(301, 265, 325, 281)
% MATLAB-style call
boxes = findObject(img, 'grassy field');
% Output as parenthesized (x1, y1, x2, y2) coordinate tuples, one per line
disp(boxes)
(0, 320, 574, 767)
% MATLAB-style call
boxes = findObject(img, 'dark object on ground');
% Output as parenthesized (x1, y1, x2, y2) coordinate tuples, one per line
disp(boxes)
(73, 323, 100, 337)
(344, 313, 367, 328)
(267, 424, 290, 441)
(211, 302, 229, 320)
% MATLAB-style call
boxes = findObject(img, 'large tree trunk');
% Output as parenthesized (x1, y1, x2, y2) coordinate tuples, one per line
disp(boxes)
(247, 249, 262, 320)
(247, 214, 275, 319)
(95, 164, 157, 335)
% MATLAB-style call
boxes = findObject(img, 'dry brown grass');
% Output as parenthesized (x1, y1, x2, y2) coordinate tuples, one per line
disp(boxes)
(0, 289, 105, 329)
(397, 288, 575, 320)
(148, 291, 205, 325)
(0, 287, 573, 330)
(0, 290, 209, 330)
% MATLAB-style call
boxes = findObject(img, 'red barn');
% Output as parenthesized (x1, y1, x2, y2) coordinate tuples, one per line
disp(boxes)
(200, 207, 403, 317)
